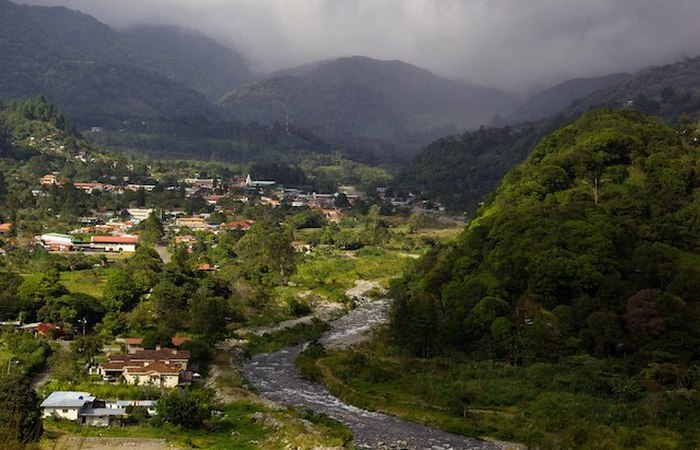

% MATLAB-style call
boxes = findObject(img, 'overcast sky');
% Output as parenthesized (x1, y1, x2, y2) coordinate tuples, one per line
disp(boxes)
(20, 0, 700, 94)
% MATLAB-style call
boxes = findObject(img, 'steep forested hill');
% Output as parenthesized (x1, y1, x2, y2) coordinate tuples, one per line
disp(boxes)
(396, 120, 563, 213)
(391, 110, 700, 370)
(218, 56, 519, 163)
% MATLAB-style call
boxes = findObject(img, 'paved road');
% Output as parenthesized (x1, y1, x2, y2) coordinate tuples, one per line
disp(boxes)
(155, 245, 171, 264)
(31, 340, 70, 389)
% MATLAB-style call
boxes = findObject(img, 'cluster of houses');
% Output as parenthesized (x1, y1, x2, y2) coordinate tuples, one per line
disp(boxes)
(38, 171, 359, 209)
(40, 391, 156, 427)
(40, 337, 192, 427)
(25, 172, 361, 254)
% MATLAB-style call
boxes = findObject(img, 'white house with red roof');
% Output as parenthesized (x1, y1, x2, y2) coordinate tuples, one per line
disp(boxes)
(90, 235, 138, 252)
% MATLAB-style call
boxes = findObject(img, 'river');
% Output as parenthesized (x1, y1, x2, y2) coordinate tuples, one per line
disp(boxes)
(241, 291, 499, 450)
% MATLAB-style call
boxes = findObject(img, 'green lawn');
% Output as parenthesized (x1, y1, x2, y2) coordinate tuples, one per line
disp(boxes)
(22, 267, 115, 298)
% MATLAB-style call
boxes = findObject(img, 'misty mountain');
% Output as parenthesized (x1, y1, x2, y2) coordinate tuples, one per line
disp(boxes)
(403, 52, 700, 213)
(120, 25, 252, 100)
(504, 73, 630, 124)
(561, 55, 700, 119)
(0, 0, 251, 126)
(218, 56, 519, 162)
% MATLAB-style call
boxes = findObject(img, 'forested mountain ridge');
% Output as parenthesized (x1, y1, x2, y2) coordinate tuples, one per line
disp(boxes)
(0, 0, 250, 126)
(390, 109, 700, 372)
(218, 56, 519, 163)
(395, 119, 565, 213)
(401, 53, 700, 213)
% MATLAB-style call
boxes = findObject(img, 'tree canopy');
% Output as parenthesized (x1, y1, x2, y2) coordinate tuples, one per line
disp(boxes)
(390, 110, 700, 374)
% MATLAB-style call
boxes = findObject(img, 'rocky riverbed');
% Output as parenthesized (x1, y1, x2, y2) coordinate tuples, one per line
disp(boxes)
(241, 281, 501, 450)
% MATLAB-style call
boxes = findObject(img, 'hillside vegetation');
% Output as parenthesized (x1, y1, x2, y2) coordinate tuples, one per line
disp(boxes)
(390, 109, 700, 365)
(303, 110, 700, 448)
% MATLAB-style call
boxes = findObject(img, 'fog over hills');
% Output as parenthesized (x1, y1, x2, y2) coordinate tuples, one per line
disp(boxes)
(219, 56, 518, 159)
(20, 0, 700, 94)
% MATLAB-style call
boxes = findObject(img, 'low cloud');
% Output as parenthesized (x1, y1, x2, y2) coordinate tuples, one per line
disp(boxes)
(21, 0, 700, 93)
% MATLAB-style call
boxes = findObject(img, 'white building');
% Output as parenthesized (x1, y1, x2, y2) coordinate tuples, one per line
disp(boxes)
(37, 233, 74, 251)
(40, 391, 147, 426)
(40, 391, 96, 421)
(127, 208, 154, 221)
(90, 235, 138, 252)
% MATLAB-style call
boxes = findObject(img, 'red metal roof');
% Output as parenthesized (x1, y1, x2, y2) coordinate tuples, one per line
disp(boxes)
(91, 235, 138, 244)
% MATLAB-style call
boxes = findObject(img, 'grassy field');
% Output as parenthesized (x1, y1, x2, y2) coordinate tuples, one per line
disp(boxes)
(282, 246, 415, 304)
(21, 267, 115, 298)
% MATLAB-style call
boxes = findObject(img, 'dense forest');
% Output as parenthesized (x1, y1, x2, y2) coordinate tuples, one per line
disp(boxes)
(390, 109, 700, 373)
(396, 120, 563, 213)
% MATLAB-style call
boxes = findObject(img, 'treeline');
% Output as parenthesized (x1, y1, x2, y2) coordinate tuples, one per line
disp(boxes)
(389, 110, 700, 384)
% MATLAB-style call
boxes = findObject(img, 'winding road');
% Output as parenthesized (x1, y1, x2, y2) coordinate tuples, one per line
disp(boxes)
(241, 283, 499, 450)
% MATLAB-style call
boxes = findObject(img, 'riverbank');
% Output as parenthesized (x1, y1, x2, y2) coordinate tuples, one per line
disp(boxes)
(241, 280, 505, 449)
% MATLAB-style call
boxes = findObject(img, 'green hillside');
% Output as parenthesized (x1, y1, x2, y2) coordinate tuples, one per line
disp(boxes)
(390, 109, 700, 365)
(396, 119, 563, 213)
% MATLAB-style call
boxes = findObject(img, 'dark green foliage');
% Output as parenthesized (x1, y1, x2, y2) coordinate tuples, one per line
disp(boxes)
(0, 1, 248, 123)
(0, 271, 25, 320)
(561, 56, 700, 121)
(242, 319, 330, 355)
(295, 341, 327, 381)
(0, 373, 42, 444)
(234, 219, 296, 286)
(389, 110, 700, 371)
(397, 121, 561, 213)
(155, 389, 211, 429)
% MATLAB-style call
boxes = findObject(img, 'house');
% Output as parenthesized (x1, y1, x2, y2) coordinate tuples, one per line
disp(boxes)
(123, 362, 181, 388)
(79, 408, 127, 426)
(121, 337, 145, 354)
(40, 391, 146, 426)
(73, 182, 104, 194)
(174, 216, 209, 230)
(19, 322, 66, 337)
(174, 235, 197, 248)
(127, 208, 154, 221)
(244, 173, 276, 188)
(99, 347, 190, 387)
(117, 337, 191, 354)
(90, 235, 138, 252)
(126, 183, 157, 192)
(41, 391, 96, 421)
(37, 233, 74, 251)
(105, 400, 157, 416)
(223, 220, 255, 231)
(202, 195, 224, 205)
(183, 177, 215, 189)
(40, 173, 59, 186)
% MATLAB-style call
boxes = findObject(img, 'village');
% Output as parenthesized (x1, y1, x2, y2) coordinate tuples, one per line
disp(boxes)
(24, 171, 364, 254)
